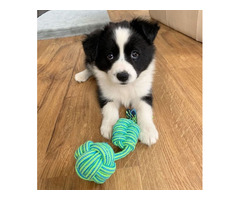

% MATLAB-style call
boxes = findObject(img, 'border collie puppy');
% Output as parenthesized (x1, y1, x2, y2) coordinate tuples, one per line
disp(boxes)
(75, 18, 160, 146)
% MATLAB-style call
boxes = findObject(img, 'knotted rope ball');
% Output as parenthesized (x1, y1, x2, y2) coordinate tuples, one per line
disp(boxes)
(74, 109, 140, 184)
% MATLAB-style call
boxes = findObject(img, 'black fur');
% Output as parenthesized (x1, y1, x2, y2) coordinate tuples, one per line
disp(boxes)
(97, 87, 112, 108)
(82, 30, 102, 63)
(130, 18, 160, 44)
(124, 33, 155, 77)
(141, 93, 153, 106)
(95, 30, 119, 72)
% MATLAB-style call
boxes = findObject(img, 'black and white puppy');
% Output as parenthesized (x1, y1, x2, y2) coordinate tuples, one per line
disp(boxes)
(75, 18, 160, 146)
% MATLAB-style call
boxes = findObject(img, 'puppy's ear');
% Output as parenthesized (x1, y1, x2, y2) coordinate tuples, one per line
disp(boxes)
(130, 18, 160, 44)
(82, 30, 102, 62)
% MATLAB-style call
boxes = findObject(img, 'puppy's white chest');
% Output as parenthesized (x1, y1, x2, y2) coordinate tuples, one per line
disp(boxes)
(111, 85, 136, 107)
(102, 81, 150, 108)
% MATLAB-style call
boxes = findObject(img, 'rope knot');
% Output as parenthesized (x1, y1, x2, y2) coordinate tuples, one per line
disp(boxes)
(112, 118, 140, 152)
(74, 141, 116, 184)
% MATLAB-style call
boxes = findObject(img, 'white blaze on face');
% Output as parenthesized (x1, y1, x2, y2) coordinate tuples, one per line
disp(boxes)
(115, 27, 130, 61)
(107, 27, 137, 84)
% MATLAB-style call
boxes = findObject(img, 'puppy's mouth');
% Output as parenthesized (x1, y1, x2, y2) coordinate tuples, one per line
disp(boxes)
(120, 82, 128, 85)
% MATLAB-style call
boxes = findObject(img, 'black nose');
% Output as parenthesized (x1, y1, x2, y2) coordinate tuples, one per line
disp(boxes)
(116, 71, 129, 82)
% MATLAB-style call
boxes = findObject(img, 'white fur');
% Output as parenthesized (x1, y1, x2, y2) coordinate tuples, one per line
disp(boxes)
(100, 101, 119, 139)
(107, 28, 137, 84)
(75, 69, 92, 83)
(135, 100, 159, 145)
(107, 60, 137, 84)
(114, 27, 131, 59)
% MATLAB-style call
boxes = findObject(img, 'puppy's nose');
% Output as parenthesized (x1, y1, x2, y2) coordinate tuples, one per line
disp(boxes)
(116, 71, 129, 82)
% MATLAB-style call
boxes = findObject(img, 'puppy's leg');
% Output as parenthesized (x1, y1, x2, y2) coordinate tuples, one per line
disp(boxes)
(135, 100, 159, 146)
(75, 69, 92, 83)
(100, 101, 119, 139)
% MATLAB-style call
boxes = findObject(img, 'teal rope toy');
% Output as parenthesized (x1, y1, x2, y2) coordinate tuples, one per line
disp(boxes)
(74, 109, 140, 184)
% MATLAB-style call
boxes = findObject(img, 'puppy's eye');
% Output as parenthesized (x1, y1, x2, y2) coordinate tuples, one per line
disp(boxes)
(131, 50, 139, 60)
(107, 53, 114, 60)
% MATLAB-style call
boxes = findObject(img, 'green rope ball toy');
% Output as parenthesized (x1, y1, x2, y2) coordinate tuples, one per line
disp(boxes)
(74, 109, 140, 184)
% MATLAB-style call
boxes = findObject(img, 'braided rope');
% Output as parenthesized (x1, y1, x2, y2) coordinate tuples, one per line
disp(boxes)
(74, 109, 140, 184)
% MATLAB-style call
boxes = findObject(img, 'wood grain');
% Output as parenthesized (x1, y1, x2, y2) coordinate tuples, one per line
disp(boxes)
(37, 10, 202, 190)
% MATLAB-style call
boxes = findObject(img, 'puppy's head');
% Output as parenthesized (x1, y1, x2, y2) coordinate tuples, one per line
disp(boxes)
(82, 18, 160, 85)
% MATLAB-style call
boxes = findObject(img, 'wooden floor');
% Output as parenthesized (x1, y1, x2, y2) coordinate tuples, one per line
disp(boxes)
(37, 10, 202, 190)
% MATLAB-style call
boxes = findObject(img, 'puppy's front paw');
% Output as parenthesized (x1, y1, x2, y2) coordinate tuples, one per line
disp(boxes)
(75, 71, 90, 83)
(139, 123, 159, 146)
(100, 122, 113, 139)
